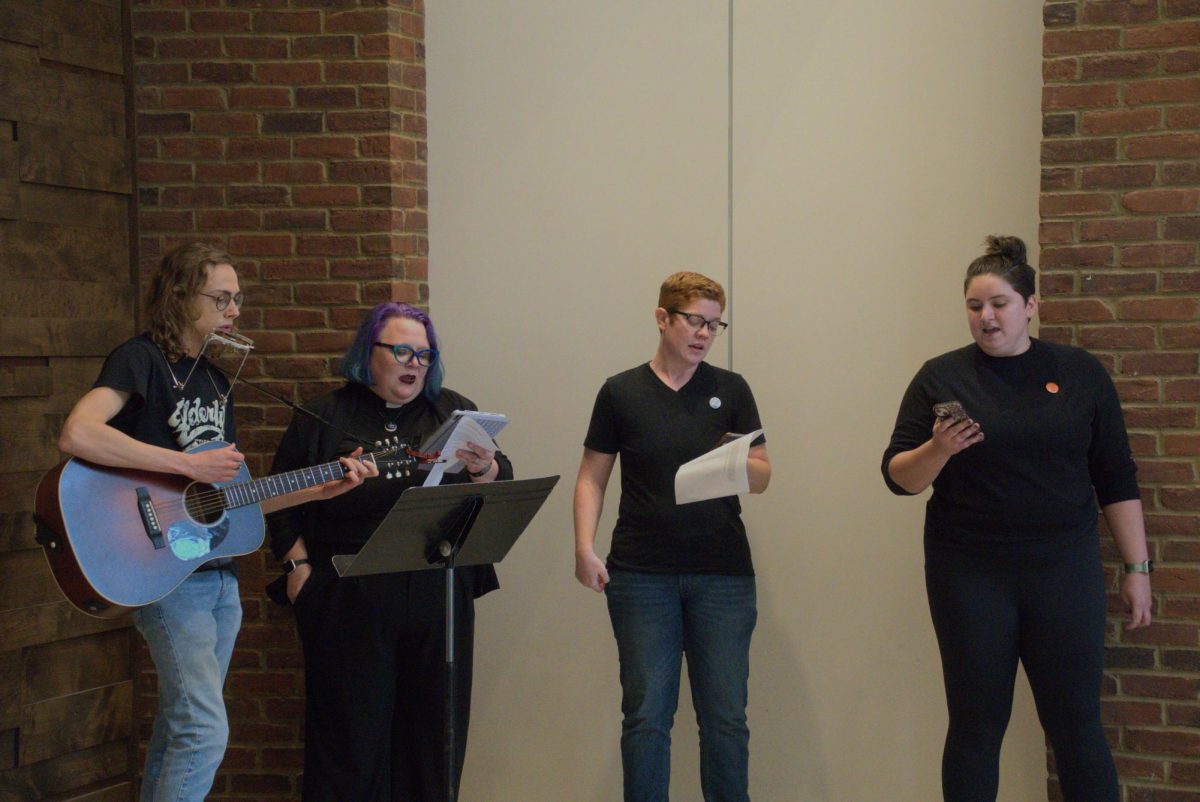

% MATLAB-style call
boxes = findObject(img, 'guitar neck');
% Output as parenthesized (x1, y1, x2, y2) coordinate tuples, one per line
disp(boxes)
(220, 459, 350, 510)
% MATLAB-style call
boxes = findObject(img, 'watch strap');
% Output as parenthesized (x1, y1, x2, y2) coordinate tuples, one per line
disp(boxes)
(283, 558, 311, 574)
(1123, 559, 1154, 574)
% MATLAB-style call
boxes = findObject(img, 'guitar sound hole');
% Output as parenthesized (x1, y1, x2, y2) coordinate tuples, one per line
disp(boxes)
(183, 483, 226, 525)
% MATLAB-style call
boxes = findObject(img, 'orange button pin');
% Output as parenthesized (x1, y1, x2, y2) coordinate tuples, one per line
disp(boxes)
(1046, 382, 1060, 394)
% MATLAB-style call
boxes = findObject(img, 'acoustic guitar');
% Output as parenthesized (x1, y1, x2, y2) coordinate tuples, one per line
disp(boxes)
(34, 439, 413, 618)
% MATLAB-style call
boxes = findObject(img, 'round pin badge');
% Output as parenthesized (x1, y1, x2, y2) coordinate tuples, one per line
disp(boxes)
(1045, 382, 1059, 394)
(710, 397, 721, 409)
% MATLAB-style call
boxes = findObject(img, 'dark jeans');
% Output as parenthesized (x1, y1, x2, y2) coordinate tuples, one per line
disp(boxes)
(606, 568, 757, 802)
(925, 536, 1117, 802)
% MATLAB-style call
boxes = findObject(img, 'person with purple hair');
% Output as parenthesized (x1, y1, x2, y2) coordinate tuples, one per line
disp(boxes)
(266, 302, 513, 801)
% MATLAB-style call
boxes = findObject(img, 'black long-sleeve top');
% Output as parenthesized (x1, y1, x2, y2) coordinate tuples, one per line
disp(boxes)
(882, 339, 1139, 557)
(266, 382, 513, 597)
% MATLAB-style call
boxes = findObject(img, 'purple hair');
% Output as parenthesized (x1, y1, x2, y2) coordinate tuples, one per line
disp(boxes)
(340, 302, 444, 400)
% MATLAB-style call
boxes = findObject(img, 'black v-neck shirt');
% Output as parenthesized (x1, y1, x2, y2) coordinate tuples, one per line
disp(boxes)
(584, 362, 764, 575)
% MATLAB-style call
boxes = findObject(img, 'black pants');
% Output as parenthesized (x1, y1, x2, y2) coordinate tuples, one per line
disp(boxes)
(925, 536, 1117, 802)
(293, 564, 477, 802)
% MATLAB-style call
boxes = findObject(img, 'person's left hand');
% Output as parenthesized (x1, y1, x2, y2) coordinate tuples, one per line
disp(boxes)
(1121, 571, 1152, 629)
(456, 441, 496, 482)
(314, 447, 379, 500)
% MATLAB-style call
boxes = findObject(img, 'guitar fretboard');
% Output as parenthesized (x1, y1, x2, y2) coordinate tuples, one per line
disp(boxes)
(220, 461, 347, 510)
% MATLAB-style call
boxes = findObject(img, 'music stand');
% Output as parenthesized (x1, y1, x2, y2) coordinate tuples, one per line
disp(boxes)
(332, 476, 559, 802)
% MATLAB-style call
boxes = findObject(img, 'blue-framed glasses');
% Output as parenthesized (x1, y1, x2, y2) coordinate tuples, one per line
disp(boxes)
(373, 342, 439, 367)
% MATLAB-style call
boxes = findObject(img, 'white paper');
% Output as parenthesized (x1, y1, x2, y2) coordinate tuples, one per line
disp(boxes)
(422, 415, 499, 488)
(674, 429, 762, 505)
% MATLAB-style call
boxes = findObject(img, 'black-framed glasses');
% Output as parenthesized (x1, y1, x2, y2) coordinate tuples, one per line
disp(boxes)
(373, 342, 439, 367)
(198, 291, 244, 311)
(667, 308, 728, 336)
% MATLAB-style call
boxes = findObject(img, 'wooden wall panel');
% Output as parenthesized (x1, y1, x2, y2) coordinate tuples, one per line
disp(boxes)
(19, 124, 131, 195)
(0, 650, 18, 730)
(0, 363, 52, 399)
(0, 551, 64, 613)
(0, 602, 127, 654)
(19, 682, 133, 765)
(0, 473, 39, 553)
(0, 1, 41, 48)
(0, 63, 123, 139)
(24, 630, 133, 702)
(0, 138, 17, 221)
(0, 741, 129, 802)
(0, 1, 136, 798)
(0, 221, 130, 285)
(37, 0, 123, 76)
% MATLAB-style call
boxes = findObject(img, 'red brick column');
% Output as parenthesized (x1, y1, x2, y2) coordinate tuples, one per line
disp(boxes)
(1041, 2, 1200, 798)
(129, 2, 426, 798)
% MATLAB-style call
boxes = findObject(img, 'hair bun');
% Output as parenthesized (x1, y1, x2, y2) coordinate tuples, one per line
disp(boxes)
(985, 235, 1027, 265)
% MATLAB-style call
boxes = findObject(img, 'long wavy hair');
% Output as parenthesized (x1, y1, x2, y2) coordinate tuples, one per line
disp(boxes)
(145, 242, 235, 362)
(340, 302, 444, 402)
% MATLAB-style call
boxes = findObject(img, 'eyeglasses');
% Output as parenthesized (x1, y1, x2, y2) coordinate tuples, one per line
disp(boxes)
(373, 342, 439, 367)
(198, 291, 244, 311)
(667, 309, 728, 336)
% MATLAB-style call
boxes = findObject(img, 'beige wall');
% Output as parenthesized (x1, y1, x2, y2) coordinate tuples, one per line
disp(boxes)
(427, 2, 1044, 799)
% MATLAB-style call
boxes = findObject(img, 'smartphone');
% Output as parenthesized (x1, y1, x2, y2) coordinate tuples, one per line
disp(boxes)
(932, 401, 969, 422)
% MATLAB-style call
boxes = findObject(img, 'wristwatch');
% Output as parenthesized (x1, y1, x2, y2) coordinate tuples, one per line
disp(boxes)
(1123, 560, 1154, 574)
(283, 558, 311, 574)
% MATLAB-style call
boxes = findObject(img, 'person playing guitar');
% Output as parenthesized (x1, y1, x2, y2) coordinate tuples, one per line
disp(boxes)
(54, 242, 377, 802)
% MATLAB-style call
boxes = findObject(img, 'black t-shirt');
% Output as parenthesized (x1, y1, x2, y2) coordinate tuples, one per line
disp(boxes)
(94, 333, 238, 571)
(96, 333, 236, 449)
(584, 362, 764, 575)
(881, 339, 1139, 556)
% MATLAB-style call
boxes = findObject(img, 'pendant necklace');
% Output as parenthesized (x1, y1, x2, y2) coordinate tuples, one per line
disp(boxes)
(379, 402, 406, 433)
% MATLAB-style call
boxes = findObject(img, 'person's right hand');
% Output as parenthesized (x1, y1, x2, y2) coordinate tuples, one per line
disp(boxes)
(184, 443, 246, 483)
(286, 562, 313, 604)
(930, 416, 984, 457)
(575, 549, 609, 593)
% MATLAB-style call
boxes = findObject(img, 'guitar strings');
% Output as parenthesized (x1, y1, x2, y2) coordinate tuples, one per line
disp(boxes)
(149, 451, 421, 520)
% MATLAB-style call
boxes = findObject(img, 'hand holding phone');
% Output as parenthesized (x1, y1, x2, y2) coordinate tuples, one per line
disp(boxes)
(932, 401, 968, 422)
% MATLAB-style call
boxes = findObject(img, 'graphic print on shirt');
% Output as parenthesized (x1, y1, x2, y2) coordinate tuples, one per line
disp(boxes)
(169, 396, 227, 450)
(166, 397, 232, 560)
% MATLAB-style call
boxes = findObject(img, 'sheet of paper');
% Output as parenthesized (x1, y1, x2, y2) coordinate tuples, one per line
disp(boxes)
(422, 415, 499, 487)
(674, 429, 762, 505)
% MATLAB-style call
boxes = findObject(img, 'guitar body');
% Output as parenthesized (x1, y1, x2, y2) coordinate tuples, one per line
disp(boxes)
(35, 441, 264, 618)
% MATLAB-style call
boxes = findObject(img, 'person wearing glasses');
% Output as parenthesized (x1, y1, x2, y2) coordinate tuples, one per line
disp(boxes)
(55, 242, 375, 802)
(881, 236, 1151, 802)
(266, 301, 512, 801)
(574, 271, 770, 802)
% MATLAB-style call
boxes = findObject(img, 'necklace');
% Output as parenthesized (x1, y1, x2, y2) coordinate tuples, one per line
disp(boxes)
(378, 402, 407, 433)
(160, 347, 232, 405)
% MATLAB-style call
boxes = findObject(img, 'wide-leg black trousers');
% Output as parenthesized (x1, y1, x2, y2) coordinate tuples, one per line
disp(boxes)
(293, 564, 478, 802)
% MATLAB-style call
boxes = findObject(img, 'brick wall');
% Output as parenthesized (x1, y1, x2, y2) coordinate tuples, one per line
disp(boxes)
(129, 2, 427, 798)
(1040, 2, 1200, 798)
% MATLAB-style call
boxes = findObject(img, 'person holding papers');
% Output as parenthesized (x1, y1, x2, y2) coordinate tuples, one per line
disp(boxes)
(574, 272, 770, 802)
(266, 302, 512, 802)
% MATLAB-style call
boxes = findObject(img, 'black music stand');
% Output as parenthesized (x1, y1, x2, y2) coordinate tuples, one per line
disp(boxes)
(332, 476, 559, 802)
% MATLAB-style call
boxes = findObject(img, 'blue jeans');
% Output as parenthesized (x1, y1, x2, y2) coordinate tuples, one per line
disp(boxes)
(132, 569, 242, 802)
(606, 569, 757, 802)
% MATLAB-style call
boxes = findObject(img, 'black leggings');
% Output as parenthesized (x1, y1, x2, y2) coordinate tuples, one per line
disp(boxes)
(925, 537, 1117, 802)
